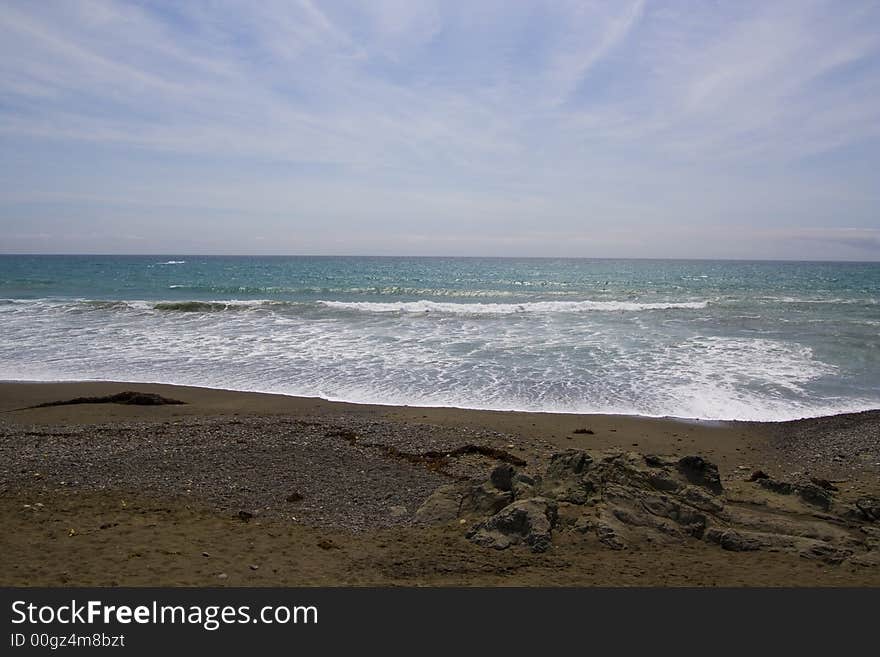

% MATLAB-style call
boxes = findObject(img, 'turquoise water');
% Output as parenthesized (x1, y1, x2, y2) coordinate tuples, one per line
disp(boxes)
(1, 255, 878, 420)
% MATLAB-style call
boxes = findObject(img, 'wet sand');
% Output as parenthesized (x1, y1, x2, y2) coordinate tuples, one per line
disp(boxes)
(1, 381, 878, 586)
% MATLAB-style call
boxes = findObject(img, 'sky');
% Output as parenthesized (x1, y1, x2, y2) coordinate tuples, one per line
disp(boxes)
(0, 0, 879, 259)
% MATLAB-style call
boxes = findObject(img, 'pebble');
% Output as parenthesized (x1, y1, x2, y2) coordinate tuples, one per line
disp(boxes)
(0, 414, 539, 531)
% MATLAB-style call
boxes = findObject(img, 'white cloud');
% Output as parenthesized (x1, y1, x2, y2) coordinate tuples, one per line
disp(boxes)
(0, 0, 878, 257)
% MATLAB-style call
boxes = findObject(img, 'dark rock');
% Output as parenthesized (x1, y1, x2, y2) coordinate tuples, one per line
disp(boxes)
(644, 454, 674, 468)
(618, 491, 707, 538)
(543, 481, 594, 504)
(748, 470, 770, 481)
(595, 516, 627, 550)
(680, 485, 724, 513)
(809, 477, 838, 492)
(442, 446, 872, 565)
(489, 463, 515, 491)
(286, 492, 304, 503)
(467, 498, 558, 553)
(641, 494, 680, 520)
(460, 482, 513, 515)
(799, 542, 851, 565)
(705, 528, 761, 552)
(237, 510, 254, 522)
(757, 478, 794, 495)
(542, 450, 595, 503)
(676, 507, 709, 537)
(860, 526, 880, 552)
(611, 504, 682, 539)
(798, 483, 833, 510)
(848, 552, 880, 567)
(572, 428, 594, 435)
(677, 455, 723, 494)
(546, 450, 593, 478)
(413, 483, 467, 524)
(856, 497, 880, 522)
(511, 472, 538, 500)
(755, 478, 833, 509)
(647, 471, 683, 493)
(32, 391, 185, 408)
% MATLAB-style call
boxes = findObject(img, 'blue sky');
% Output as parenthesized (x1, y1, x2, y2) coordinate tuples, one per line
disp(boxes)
(1, 0, 879, 258)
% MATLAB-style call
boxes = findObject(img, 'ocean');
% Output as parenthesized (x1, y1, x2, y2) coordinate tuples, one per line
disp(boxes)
(1, 255, 877, 421)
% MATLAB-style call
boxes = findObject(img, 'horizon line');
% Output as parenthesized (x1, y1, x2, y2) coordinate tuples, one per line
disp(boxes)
(0, 252, 879, 264)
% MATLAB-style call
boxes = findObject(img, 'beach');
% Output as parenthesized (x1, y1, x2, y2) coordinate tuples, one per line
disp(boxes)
(2, 381, 878, 586)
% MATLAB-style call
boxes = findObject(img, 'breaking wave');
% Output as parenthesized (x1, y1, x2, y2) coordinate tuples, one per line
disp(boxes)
(317, 299, 709, 314)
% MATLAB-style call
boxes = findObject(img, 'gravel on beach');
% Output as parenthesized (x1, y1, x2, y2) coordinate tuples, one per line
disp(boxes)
(752, 409, 880, 479)
(0, 415, 535, 531)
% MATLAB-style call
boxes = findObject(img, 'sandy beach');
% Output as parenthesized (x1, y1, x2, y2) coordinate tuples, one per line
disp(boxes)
(1, 381, 878, 586)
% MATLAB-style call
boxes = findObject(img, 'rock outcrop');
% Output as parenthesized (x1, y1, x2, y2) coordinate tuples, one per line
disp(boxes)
(466, 498, 558, 553)
(414, 448, 878, 565)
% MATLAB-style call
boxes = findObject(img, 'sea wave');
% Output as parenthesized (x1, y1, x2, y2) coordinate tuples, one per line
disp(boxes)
(0, 298, 281, 313)
(162, 284, 574, 298)
(759, 296, 877, 305)
(152, 300, 281, 312)
(1, 297, 709, 315)
(79, 300, 138, 311)
(316, 299, 709, 314)
(2, 297, 877, 422)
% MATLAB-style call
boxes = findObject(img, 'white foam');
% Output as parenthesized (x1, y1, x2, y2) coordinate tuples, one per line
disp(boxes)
(2, 297, 877, 422)
(641, 336, 847, 421)
(157, 260, 186, 265)
(317, 299, 708, 314)
(761, 296, 876, 305)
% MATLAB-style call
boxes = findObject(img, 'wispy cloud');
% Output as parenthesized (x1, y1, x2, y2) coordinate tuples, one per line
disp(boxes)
(0, 1, 878, 257)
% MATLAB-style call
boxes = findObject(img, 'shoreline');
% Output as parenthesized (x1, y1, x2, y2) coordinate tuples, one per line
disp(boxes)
(3, 378, 877, 425)
(3, 379, 878, 494)
(1, 380, 878, 586)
